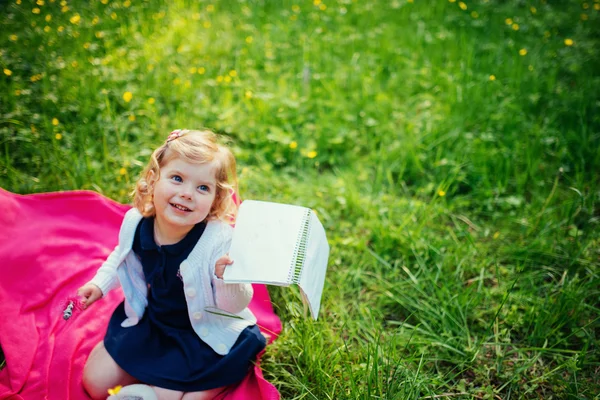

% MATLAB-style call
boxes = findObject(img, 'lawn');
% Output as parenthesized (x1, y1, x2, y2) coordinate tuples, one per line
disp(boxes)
(1, 0, 599, 398)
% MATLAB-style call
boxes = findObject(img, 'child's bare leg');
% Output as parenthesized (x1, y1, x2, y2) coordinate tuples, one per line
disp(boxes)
(82, 341, 138, 399)
(151, 387, 183, 400)
(181, 387, 226, 400)
(150, 386, 224, 400)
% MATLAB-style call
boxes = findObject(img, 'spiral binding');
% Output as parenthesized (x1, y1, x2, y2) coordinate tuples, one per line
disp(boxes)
(289, 208, 312, 284)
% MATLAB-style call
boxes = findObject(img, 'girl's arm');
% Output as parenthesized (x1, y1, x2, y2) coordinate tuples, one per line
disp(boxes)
(81, 244, 122, 299)
(212, 257, 254, 314)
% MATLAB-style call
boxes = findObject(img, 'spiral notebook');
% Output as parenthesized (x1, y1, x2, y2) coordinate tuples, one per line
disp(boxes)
(223, 200, 329, 320)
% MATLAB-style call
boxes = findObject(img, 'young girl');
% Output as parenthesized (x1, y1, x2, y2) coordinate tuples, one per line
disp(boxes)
(77, 129, 266, 400)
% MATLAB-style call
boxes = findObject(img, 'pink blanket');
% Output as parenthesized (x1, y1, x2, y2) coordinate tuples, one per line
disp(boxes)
(0, 188, 281, 400)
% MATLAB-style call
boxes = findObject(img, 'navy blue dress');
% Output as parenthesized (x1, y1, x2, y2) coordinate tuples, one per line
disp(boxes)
(104, 218, 266, 391)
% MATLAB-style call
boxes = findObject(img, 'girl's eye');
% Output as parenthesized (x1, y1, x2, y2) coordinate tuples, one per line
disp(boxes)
(171, 175, 182, 182)
(198, 185, 210, 192)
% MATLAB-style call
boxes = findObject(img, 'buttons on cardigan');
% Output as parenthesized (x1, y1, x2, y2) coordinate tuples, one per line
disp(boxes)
(186, 288, 197, 298)
(192, 311, 203, 320)
(217, 343, 228, 354)
(180, 260, 189, 272)
(199, 327, 209, 337)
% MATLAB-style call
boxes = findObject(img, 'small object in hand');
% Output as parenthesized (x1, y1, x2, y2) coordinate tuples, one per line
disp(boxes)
(63, 300, 75, 320)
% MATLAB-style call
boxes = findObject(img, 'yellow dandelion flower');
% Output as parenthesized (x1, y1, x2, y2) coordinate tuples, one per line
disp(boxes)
(595, 4, 600, 11)
(207, 4, 215, 12)
(448, 0, 456, 3)
(583, 2, 589, 9)
(111, 12, 117, 20)
(519, 48, 527, 56)
(92, 16, 99, 25)
(16, 0, 21, 4)
(123, 91, 133, 102)
(289, 141, 298, 149)
(45, 14, 51, 21)
(581, 13, 588, 20)
(15, 89, 21, 96)
(101, 0, 108, 4)
(229, 70, 237, 77)
(95, 31, 105, 38)
(57, 26, 64, 32)
(307, 150, 317, 159)
(458, 2, 467, 10)
(61, 5, 68, 12)
(493, 231, 500, 239)
(83, 42, 90, 49)
(60, 0, 67, 5)
(37, 0, 44, 5)
(408, 0, 413, 3)
(9, 34, 17, 41)
(70, 14, 81, 24)
(123, 0, 131, 7)
(44, 25, 51, 32)
(224, 76, 232, 83)
(319, 4, 326, 10)
(530, 6, 537, 13)
(564, 38, 574, 46)
(173, 78, 181, 85)
(52, 118, 59, 126)
(313, 0, 321, 5)
(4, 69, 12, 76)
(128, 115, 136, 121)
(245, 90, 253, 99)
(438, 189, 446, 197)
(55, 133, 62, 140)
(33, 7, 41, 14)
(107, 385, 122, 396)
(512, 23, 519, 30)
(203, 21, 211, 28)
(119, 167, 127, 175)
(489, 74, 496, 81)
(71, 61, 78, 68)
(148, 97, 155, 104)
(197, 67, 205, 74)
(471, 11, 478, 18)
(189, 67, 197, 74)
(216, 76, 223, 83)
(505, 18, 512, 25)
(245, 36, 253, 44)
(147, 64, 154, 71)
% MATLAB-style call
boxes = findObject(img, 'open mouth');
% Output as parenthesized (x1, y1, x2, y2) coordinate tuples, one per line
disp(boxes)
(170, 203, 191, 212)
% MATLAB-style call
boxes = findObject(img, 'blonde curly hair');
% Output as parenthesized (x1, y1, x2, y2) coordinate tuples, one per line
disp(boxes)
(133, 129, 238, 223)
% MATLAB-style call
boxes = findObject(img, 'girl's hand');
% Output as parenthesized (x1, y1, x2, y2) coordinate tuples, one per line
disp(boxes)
(77, 283, 103, 309)
(215, 254, 234, 279)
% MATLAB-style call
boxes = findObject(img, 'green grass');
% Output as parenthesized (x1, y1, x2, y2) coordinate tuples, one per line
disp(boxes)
(1, 0, 599, 398)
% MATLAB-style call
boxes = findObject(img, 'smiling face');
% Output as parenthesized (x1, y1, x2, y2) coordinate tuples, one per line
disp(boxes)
(152, 157, 217, 242)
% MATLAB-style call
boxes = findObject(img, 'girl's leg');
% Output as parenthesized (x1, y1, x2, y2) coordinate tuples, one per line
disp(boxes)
(82, 341, 139, 400)
(149, 386, 224, 400)
(180, 387, 227, 400)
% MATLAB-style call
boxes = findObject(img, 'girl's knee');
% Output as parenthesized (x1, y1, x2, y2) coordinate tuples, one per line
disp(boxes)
(82, 341, 137, 399)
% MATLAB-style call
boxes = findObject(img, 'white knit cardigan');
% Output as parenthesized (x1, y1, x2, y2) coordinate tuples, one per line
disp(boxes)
(89, 208, 257, 355)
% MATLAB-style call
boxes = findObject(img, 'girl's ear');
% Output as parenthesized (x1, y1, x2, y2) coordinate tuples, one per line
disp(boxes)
(148, 169, 156, 187)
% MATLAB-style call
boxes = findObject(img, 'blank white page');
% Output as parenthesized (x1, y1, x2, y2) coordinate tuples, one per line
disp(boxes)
(224, 200, 308, 285)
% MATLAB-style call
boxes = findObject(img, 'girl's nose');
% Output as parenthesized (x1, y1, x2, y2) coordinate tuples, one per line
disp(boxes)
(180, 185, 193, 199)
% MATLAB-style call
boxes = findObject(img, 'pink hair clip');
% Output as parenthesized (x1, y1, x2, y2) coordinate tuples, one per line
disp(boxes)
(167, 129, 184, 142)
